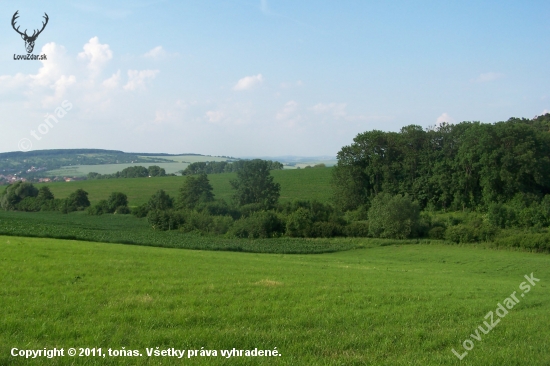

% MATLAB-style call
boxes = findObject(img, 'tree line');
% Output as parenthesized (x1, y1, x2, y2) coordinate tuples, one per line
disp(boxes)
(87, 165, 169, 179)
(332, 114, 550, 212)
(181, 160, 283, 175)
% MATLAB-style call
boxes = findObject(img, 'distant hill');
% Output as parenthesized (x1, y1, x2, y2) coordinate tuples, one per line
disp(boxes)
(0, 149, 205, 181)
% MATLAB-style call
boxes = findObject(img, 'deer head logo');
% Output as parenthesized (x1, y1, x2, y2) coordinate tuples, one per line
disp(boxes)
(12, 11, 49, 54)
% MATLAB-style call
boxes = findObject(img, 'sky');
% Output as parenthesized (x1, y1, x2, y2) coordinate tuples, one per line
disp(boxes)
(0, 0, 549, 157)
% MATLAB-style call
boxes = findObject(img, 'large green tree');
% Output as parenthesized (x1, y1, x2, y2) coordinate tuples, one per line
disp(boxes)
(230, 159, 280, 208)
(178, 173, 215, 209)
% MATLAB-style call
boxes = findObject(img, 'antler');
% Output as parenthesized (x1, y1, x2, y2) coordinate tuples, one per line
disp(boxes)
(32, 13, 49, 38)
(11, 11, 27, 37)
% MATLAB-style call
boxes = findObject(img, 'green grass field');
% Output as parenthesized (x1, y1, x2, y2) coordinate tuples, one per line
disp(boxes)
(45, 155, 231, 177)
(1, 236, 548, 365)
(30, 168, 333, 206)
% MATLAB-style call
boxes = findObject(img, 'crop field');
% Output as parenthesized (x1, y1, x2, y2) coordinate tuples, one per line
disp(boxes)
(0, 210, 363, 254)
(29, 168, 333, 206)
(45, 155, 231, 177)
(1, 236, 548, 365)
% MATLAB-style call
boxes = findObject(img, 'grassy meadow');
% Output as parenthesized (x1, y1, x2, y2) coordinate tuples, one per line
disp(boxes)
(1, 235, 548, 365)
(45, 155, 231, 177)
(30, 167, 333, 206)
(2, 165, 549, 365)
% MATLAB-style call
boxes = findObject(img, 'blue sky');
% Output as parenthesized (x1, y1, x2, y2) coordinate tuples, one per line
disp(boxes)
(1, 0, 549, 156)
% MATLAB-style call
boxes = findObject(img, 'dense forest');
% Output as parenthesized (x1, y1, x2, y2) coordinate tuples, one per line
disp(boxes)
(87, 165, 170, 179)
(181, 160, 283, 175)
(332, 114, 550, 212)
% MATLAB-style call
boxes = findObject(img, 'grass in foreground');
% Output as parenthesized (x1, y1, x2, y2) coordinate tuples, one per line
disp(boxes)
(0, 236, 548, 365)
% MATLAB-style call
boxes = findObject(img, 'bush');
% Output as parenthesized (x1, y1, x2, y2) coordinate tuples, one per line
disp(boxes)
(209, 215, 234, 235)
(198, 200, 239, 219)
(368, 193, 420, 239)
(107, 192, 128, 212)
(444, 223, 497, 243)
(0, 182, 39, 210)
(344, 221, 370, 237)
(285, 207, 313, 237)
(487, 203, 516, 228)
(445, 225, 476, 243)
(15, 197, 42, 212)
(88, 200, 110, 215)
(428, 226, 446, 240)
(147, 210, 185, 231)
(492, 233, 550, 252)
(132, 204, 150, 218)
(309, 221, 343, 238)
(230, 211, 285, 239)
(115, 206, 131, 214)
(66, 189, 91, 210)
(239, 203, 266, 218)
(148, 189, 174, 211)
(344, 205, 369, 222)
(180, 210, 214, 233)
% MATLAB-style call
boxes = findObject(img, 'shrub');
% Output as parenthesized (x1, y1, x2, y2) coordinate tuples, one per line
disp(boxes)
(368, 193, 420, 239)
(209, 215, 234, 235)
(445, 225, 476, 243)
(428, 226, 446, 240)
(148, 189, 174, 211)
(66, 189, 91, 210)
(115, 206, 131, 215)
(487, 203, 516, 228)
(132, 204, 150, 218)
(230, 211, 285, 239)
(147, 210, 185, 231)
(198, 200, 239, 219)
(344, 221, 370, 237)
(15, 197, 42, 212)
(239, 203, 266, 218)
(180, 210, 214, 233)
(444, 223, 497, 243)
(107, 192, 128, 212)
(309, 221, 343, 238)
(0, 182, 39, 210)
(286, 207, 313, 237)
(88, 200, 110, 215)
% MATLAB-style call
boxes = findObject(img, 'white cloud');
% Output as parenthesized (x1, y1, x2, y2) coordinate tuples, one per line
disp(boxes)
(276, 100, 298, 119)
(143, 46, 167, 60)
(543, 109, 550, 115)
(233, 74, 264, 91)
(123, 70, 159, 91)
(78, 37, 113, 75)
(276, 101, 301, 127)
(310, 102, 347, 118)
(436, 112, 455, 124)
(471, 72, 504, 83)
(102, 71, 121, 89)
(206, 110, 225, 123)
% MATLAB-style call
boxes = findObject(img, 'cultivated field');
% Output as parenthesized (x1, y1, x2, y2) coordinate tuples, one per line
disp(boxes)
(1, 236, 548, 365)
(31, 168, 333, 206)
(45, 155, 231, 177)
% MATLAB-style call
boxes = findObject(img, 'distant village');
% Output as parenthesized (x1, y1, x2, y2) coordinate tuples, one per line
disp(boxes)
(0, 166, 84, 185)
